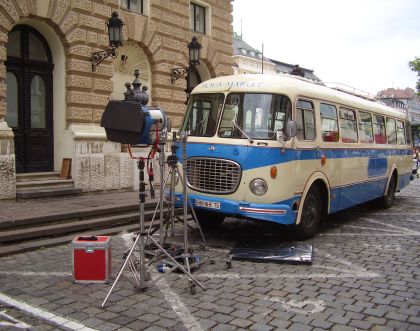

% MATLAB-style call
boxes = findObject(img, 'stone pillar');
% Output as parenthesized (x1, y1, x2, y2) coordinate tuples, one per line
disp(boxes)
(0, 121, 16, 200)
(70, 124, 133, 192)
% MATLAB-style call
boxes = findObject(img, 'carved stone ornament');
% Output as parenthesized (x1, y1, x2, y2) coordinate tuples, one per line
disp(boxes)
(113, 42, 150, 81)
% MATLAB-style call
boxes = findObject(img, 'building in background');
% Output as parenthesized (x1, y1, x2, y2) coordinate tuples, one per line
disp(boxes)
(232, 33, 322, 83)
(232, 33, 276, 74)
(0, 0, 233, 200)
(378, 88, 420, 146)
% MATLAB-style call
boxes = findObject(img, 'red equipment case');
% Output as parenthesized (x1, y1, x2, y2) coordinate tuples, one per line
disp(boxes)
(72, 236, 112, 283)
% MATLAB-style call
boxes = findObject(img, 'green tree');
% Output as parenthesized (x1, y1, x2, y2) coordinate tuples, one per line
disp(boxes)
(409, 57, 420, 95)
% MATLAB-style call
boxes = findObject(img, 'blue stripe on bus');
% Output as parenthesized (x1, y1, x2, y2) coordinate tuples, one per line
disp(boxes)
(179, 142, 411, 171)
(368, 158, 388, 177)
(329, 172, 411, 213)
(171, 172, 411, 225)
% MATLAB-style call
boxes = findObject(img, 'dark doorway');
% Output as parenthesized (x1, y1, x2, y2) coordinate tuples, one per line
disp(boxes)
(5, 25, 54, 173)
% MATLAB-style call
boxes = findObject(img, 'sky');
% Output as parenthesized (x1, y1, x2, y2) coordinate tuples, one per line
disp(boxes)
(232, 0, 420, 94)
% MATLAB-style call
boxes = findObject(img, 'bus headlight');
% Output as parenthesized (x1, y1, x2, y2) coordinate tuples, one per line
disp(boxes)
(249, 178, 268, 196)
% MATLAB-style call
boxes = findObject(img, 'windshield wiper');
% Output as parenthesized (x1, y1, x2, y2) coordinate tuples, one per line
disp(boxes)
(232, 120, 254, 144)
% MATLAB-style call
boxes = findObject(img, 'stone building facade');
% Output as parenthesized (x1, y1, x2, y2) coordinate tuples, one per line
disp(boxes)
(0, 0, 234, 200)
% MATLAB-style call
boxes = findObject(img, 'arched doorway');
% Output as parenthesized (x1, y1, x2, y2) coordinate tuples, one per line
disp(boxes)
(5, 25, 54, 173)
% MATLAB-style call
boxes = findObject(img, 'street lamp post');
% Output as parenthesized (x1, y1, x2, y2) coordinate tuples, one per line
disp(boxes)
(91, 12, 124, 72)
(170, 37, 202, 85)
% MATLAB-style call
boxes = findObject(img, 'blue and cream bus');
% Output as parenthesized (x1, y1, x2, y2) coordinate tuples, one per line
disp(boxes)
(174, 74, 412, 239)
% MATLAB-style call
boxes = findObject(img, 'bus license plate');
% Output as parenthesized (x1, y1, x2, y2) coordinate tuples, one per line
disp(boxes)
(194, 199, 220, 210)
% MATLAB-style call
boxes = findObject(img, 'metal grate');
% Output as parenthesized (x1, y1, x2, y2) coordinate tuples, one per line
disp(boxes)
(186, 157, 241, 194)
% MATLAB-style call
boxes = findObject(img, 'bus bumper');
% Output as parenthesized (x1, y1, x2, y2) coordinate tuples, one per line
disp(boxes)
(169, 192, 297, 225)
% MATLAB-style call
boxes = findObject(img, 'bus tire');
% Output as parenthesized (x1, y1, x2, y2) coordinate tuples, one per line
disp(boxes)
(379, 175, 396, 209)
(295, 186, 322, 240)
(194, 209, 225, 229)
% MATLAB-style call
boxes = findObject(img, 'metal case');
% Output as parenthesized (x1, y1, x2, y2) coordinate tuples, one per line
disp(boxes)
(72, 236, 112, 283)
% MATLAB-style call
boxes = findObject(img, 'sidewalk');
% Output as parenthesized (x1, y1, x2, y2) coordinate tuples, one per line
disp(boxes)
(0, 191, 141, 225)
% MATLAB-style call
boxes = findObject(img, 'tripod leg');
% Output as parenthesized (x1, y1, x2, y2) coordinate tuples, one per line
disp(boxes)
(147, 235, 206, 290)
(188, 200, 207, 247)
(102, 233, 142, 307)
(170, 166, 176, 236)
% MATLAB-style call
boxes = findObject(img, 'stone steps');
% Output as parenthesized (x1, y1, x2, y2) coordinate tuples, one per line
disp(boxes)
(15, 172, 62, 182)
(0, 199, 185, 257)
(15, 172, 81, 200)
(0, 222, 154, 257)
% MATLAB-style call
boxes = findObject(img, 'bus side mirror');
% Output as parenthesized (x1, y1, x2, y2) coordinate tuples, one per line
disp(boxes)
(276, 120, 297, 142)
(276, 130, 284, 142)
(286, 120, 297, 138)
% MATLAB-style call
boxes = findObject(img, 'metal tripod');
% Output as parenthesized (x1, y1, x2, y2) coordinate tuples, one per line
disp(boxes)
(102, 157, 205, 308)
(145, 131, 206, 247)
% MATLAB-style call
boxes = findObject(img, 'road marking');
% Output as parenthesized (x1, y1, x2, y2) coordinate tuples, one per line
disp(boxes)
(189, 272, 378, 279)
(325, 217, 420, 237)
(363, 218, 420, 234)
(0, 292, 97, 331)
(187, 248, 379, 280)
(263, 297, 325, 315)
(0, 310, 31, 329)
(321, 233, 419, 236)
(362, 243, 401, 251)
(338, 225, 405, 233)
(120, 233, 203, 331)
(0, 271, 70, 277)
(152, 271, 204, 331)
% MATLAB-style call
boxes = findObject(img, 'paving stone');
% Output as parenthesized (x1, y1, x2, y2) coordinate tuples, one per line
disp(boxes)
(213, 313, 235, 324)
(310, 319, 333, 329)
(229, 317, 252, 328)
(211, 323, 237, 331)
(138, 313, 160, 323)
(230, 309, 253, 319)
(327, 315, 350, 325)
(126, 319, 150, 330)
(287, 322, 313, 331)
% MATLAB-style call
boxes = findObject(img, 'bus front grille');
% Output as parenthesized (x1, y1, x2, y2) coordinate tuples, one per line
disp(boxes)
(186, 157, 241, 194)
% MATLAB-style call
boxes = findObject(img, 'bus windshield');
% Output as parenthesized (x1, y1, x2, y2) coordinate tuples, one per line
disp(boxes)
(181, 93, 224, 137)
(218, 93, 292, 140)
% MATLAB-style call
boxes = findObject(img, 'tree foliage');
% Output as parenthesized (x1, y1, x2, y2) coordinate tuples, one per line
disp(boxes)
(409, 57, 420, 95)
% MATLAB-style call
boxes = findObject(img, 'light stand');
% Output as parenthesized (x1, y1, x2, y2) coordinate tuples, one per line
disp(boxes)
(102, 148, 206, 308)
(163, 132, 207, 246)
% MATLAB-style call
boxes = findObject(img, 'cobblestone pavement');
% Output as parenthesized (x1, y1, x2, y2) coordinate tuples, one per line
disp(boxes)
(0, 180, 419, 330)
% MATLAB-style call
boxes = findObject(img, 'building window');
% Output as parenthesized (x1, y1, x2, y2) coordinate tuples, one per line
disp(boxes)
(122, 0, 145, 15)
(191, 2, 206, 34)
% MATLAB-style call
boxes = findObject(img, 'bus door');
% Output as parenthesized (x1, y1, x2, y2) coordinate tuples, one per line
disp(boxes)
(293, 99, 320, 200)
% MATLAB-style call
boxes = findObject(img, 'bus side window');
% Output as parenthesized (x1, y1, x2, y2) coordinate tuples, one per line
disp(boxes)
(396, 120, 406, 145)
(386, 118, 397, 144)
(373, 115, 386, 144)
(296, 99, 315, 140)
(358, 111, 374, 143)
(405, 121, 412, 145)
(339, 108, 358, 143)
(320, 103, 339, 142)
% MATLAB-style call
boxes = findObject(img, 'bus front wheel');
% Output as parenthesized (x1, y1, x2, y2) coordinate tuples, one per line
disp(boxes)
(295, 186, 322, 240)
(193, 209, 225, 229)
(379, 175, 396, 209)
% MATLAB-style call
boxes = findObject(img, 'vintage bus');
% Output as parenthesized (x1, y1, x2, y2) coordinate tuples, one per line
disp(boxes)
(174, 74, 412, 239)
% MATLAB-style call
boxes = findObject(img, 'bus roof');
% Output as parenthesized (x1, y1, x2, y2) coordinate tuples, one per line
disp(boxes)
(192, 74, 407, 120)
